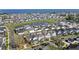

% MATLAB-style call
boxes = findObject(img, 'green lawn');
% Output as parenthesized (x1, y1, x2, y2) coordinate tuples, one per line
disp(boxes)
(13, 18, 59, 28)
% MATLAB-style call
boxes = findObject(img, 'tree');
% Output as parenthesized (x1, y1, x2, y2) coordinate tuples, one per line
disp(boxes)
(65, 15, 75, 22)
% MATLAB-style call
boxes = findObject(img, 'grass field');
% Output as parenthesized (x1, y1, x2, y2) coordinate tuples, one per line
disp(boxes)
(13, 18, 60, 28)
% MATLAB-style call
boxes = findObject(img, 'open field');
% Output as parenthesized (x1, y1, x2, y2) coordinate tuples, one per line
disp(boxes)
(13, 18, 61, 28)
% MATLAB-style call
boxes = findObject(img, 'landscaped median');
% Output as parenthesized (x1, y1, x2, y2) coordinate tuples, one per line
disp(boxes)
(4, 26, 9, 50)
(6, 31, 9, 50)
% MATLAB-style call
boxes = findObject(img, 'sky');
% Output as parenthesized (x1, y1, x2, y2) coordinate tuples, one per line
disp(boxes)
(0, 0, 79, 9)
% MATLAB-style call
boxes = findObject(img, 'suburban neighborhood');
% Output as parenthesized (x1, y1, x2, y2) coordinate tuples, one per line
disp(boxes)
(0, 9, 79, 50)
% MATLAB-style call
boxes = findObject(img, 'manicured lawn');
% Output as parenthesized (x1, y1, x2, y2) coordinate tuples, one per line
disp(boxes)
(13, 18, 59, 28)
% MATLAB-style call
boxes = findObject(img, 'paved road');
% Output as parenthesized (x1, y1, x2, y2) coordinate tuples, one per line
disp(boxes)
(4, 25, 16, 50)
(9, 29, 16, 50)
